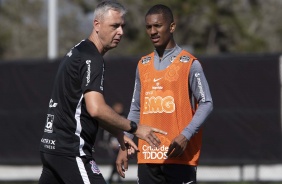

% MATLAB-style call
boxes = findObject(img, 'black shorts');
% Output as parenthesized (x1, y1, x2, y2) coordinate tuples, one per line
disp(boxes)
(138, 163, 197, 184)
(39, 152, 106, 184)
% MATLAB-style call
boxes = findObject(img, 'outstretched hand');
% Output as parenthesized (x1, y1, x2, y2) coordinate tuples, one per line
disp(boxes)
(116, 125, 167, 178)
(134, 124, 167, 148)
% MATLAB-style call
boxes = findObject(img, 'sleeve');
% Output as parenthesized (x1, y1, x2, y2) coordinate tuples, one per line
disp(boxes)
(124, 67, 141, 139)
(80, 54, 104, 94)
(181, 60, 213, 140)
(127, 67, 141, 123)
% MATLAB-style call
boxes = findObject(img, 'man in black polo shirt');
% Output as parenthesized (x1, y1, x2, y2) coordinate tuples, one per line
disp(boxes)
(39, 1, 166, 184)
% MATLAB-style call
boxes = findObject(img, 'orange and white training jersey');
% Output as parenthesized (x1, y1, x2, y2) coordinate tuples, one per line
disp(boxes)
(137, 50, 202, 166)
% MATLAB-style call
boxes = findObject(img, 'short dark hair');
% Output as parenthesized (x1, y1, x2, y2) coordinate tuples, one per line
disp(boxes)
(145, 4, 174, 23)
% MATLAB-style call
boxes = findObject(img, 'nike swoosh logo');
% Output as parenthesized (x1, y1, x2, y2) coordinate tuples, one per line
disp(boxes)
(183, 181, 194, 184)
(153, 78, 162, 82)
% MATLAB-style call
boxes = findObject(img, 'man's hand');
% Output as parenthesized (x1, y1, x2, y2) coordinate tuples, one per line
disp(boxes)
(116, 133, 138, 151)
(116, 137, 137, 178)
(166, 134, 188, 158)
(134, 124, 167, 148)
(116, 148, 129, 178)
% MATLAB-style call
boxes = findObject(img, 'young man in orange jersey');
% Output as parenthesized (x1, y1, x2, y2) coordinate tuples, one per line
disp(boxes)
(116, 4, 213, 184)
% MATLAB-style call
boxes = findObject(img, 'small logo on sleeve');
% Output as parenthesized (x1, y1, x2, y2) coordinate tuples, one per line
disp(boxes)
(100, 64, 105, 91)
(195, 72, 206, 102)
(86, 60, 91, 86)
(66, 50, 72, 57)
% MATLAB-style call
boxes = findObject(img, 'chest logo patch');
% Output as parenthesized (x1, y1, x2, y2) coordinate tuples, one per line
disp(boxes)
(142, 56, 151, 64)
(180, 55, 190, 63)
(143, 96, 175, 114)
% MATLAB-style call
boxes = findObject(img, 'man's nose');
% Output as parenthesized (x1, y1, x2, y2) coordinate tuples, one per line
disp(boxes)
(117, 26, 124, 35)
(150, 27, 157, 34)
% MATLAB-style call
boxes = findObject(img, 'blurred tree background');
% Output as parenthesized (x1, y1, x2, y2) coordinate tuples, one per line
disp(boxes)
(0, 0, 282, 61)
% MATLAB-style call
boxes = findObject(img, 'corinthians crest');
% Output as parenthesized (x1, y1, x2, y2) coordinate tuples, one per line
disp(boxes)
(179, 55, 190, 63)
(142, 56, 151, 64)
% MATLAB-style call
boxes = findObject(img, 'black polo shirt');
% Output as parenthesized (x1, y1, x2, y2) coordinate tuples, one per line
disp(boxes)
(40, 39, 104, 157)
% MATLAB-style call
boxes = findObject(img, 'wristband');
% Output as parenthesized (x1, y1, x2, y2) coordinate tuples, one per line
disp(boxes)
(127, 121, 138, 134)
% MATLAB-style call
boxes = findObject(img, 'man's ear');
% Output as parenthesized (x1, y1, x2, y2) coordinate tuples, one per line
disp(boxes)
(170, 22, 176, 33)
(94, 19, 100, 32)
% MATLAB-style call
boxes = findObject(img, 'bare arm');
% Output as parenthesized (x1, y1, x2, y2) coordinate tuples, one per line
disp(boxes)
(85, 91, 131, 131)
(84, 91, 167, 147)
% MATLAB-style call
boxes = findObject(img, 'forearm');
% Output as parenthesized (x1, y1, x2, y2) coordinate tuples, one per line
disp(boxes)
(95, 103, 132, 132)
(128, 68, 141, 123)
(84, 91, 132, 133)
(125, 68, 141, 139)
(181, 101, 213, 140)
(181, 60, 213, 140)
(99, 120, 124, 137)
(85, 90, 165, 148)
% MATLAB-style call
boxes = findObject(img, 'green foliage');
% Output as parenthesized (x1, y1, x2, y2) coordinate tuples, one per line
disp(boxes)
(0, 20, 11, 56)
(0, 0, 46, 59)
(115, 0, 276, 56)
(0, 0, 281, 60)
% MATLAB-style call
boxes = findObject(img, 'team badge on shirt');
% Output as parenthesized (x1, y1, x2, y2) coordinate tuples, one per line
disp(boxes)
(142, 56, 151, 64)
(90, 160, 101, 174)
(180, 55, 190, 63)
(170, 56, 176, 63)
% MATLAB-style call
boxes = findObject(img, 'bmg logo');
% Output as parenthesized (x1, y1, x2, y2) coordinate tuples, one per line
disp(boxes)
(44, 114, 54, 133)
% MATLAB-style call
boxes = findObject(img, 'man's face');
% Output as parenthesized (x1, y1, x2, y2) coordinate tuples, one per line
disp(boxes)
(145, 13, 174, 49)
(95, 10, 125, 51)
